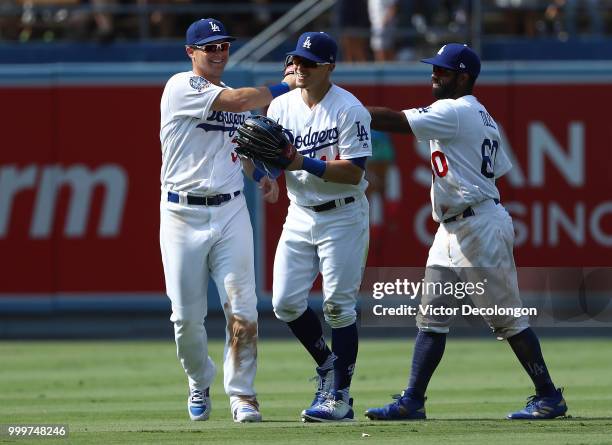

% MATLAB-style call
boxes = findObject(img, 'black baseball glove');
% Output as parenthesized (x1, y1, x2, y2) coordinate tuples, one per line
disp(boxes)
(234, 115, 296, 169)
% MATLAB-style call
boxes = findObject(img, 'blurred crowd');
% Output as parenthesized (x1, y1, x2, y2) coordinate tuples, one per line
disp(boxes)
(0, 0, 609, 60)
(0, 0, 289, 43)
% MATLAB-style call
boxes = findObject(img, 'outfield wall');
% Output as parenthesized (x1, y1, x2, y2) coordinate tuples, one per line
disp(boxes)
(0, 62, 611, 318)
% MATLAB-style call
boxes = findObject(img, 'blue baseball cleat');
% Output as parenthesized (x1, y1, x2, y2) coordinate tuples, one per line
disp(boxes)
(188, 388, 211, 421)
(301, 389, 354, 422)
(364, 391, 426, 421)
(507, 388, 567, 420)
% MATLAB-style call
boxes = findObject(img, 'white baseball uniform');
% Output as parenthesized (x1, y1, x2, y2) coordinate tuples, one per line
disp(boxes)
(268, 85, 372, 328)
(159, 71, 258, 401)
(404, 95, 529, 338)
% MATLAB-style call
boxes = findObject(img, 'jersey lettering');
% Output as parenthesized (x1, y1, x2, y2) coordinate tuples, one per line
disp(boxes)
(356, 121, 369, 142)
(197, 111, 246, 137)
(480, 138, 499, 178)
(294, 126, 339, 149)
(479, 110, 497, 129)
(285, 126, 340, 156)
(431, 150, 448, 177)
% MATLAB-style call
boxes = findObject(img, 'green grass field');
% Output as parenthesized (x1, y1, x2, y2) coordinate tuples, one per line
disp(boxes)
(1, 338, 611, 445)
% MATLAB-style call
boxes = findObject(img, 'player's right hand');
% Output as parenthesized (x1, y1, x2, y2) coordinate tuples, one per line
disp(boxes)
(283, 55, 296, 89)
(285, 151, 302, 171)
(283, 72, 296, 90)
(284, 55, 295, 76)
(259, 176, 279, 203)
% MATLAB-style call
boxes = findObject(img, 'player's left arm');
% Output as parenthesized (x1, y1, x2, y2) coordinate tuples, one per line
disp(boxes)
(287, 105, 370, 185)
(287, 157, 364, 185)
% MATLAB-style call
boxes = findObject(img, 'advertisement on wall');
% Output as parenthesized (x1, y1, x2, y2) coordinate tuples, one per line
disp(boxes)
(1, 63, 610, 302)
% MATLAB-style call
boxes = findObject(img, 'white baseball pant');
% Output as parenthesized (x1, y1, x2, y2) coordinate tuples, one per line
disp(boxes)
(160, 191, 258, 398)
(273, 197, 369, 328)
(417, 200, 529, 339)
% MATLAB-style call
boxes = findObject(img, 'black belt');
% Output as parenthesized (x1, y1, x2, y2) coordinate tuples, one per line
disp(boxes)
(167, 190, 240, 206)
(443, 198, 500, 224)
(308, 197, 355, 212)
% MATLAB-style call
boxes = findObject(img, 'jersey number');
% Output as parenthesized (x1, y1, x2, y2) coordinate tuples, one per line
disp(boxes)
(431, 151, 448, 177)
(431, 138, 499, 179)
(320, 153, 340, 161)
(480, 138, 499, 178)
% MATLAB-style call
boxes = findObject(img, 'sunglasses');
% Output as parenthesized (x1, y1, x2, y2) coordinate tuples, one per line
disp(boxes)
(191, 42, 231, 53)
(292, 56, 330, 69)
(432, 65, 458, 76)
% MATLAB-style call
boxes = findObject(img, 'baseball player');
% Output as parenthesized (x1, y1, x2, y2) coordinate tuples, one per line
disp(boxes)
(363, 43, 568, 420)
(266, 32, 372, 422)
(159, 18, 294, 423)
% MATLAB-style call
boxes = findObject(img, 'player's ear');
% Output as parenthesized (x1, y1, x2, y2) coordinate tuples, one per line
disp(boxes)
(458, 72, 471, 88)
(186, 46, 195, 59)
(328, 64, 336, 73)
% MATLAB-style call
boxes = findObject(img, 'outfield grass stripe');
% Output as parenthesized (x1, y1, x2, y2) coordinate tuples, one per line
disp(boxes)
(1, 339, 611, 444)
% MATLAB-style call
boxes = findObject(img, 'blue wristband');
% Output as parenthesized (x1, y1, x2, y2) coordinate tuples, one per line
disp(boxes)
(268, 82, 290, 99)
(302, 156, 326, 178)
(252, 168, 265, 183)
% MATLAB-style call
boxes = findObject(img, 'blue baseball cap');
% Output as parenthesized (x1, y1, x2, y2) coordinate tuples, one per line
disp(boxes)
(186, 18, 235, 46)
(421, 43, 481, 78)
(287, 32, 337, 64)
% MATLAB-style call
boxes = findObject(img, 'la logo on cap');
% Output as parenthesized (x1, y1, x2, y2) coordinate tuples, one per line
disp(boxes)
(210, 21, 220, 32)
(303, 36, 312, 48)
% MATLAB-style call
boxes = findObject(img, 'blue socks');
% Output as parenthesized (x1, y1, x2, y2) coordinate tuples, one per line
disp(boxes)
(507, 328, 557, 397)
(287, 309, 358, 392)
(403, 328, 556, 402)
(331, 322, 358, 391)
(287, 307, 332, 367)
(406, 331, 447, 402)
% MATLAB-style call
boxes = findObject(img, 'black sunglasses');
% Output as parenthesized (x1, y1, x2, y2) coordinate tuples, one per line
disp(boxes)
(292, 56, 330, 69)
(191, 42, 231, 53)
(432, 65, 459, 76)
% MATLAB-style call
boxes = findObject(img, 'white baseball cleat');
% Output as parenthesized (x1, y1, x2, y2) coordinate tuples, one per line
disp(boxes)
(188, 388, 211, 421)
(301, 389, 355, 422)
(232, 397, 262, 423)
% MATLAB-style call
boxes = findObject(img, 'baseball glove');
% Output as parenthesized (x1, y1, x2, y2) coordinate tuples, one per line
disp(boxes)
(234, 115, 296, 169)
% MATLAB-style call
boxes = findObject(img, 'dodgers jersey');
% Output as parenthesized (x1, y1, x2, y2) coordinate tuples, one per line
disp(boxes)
(267, 85, 372, 206)
(404, 95, 512, 222)
(160, 71, 248, 195)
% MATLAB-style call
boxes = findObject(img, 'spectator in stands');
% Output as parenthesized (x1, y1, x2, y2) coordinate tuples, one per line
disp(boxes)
(495, 0, 541, 37)
(64, 0, 117, 42)
(546, 0, 603, 38)
(252, 0, 272, 27)
(91, 0, 116, 42)
(368, 0, 399, 61)
(0, 1, 20, 41)
(147, 0, 190, 39)
(337, 0, 370, 62)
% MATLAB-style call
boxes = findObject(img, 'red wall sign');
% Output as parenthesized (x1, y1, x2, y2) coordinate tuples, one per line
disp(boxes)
(1, 69, 610, 296)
